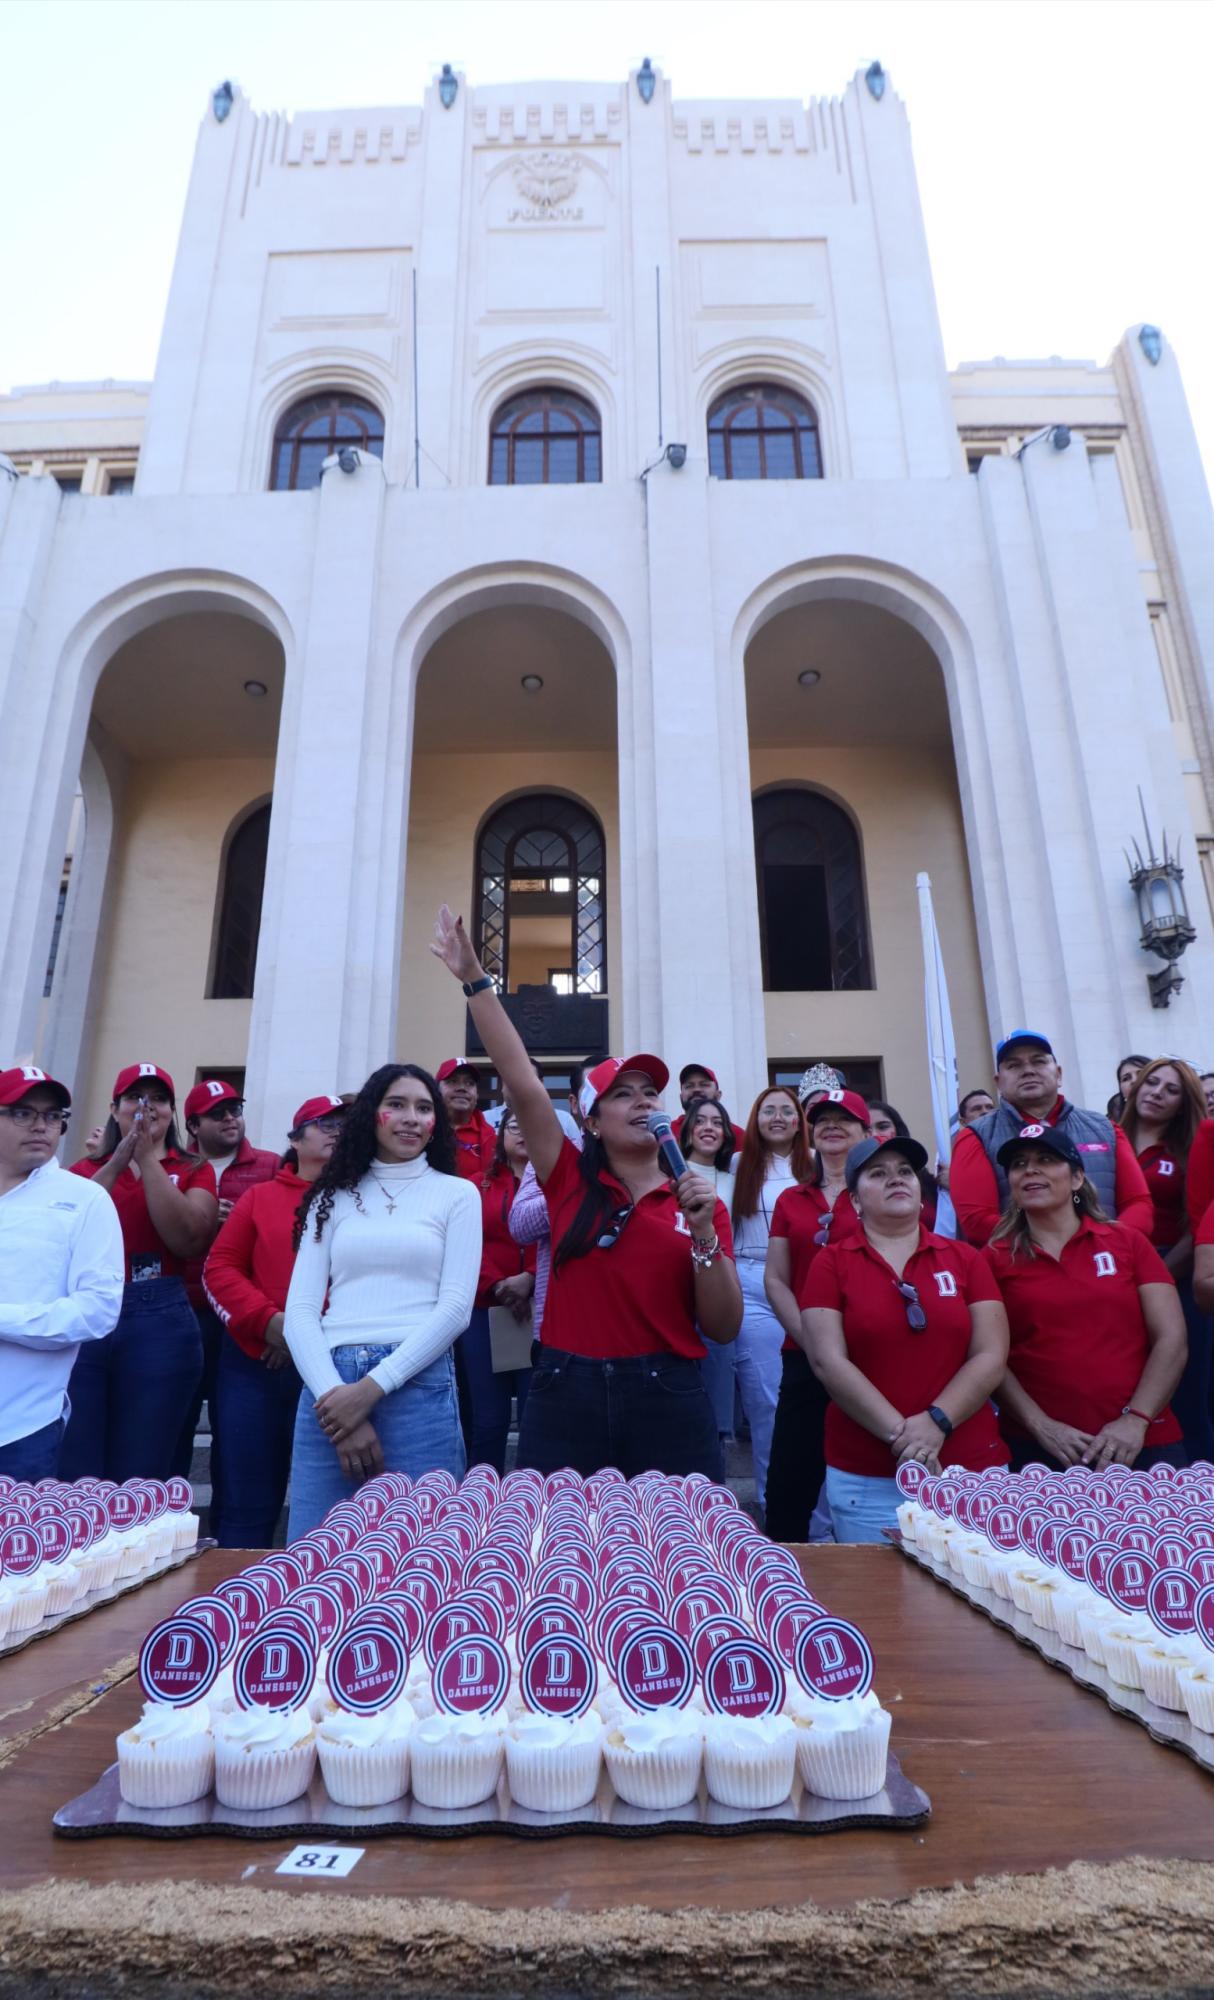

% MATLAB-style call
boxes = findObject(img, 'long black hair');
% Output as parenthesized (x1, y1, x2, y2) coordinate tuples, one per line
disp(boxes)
(680, 1093, 735, 1173)
(295, 1064, 456, 1245)
(552, 1129, 624, 1270)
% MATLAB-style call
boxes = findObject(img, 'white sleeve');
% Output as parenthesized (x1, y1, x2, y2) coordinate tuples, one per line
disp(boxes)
(0, 1190, 123, 1350)
(368, 1180, 483, 1396)
(283, 1203, 343, 1399)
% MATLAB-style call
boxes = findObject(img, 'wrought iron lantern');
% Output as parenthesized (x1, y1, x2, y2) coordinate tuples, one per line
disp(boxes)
(438, 65, 459, 110)
(1126, 794, 1196, 1007)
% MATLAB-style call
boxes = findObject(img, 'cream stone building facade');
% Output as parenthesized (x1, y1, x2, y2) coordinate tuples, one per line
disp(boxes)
(3, 64, 1214, 1150)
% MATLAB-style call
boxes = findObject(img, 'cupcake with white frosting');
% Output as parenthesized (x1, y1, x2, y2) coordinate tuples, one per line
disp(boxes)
(1138, 1636, 1192, 1712)
(702, 1714, 796, 1810)
(8, 1569, 50, 1632)
(793, 1689, 892, 1801)
(88, 1530, 124, 1593)
(1178, 1657, 1214, 1733)
(1076, 1596, 1124, 1666)
(172, 1508, 201, 1554)
(1101, 1613, 1157, 1691)
(117, 1699, 214, 1808)
(213, 1704, 316, 1809)
(409, 1710, 507, 1809)
(505, 1711, 603, 1813)
(316, 1698, 415, 1807)
(604, 1709, 703, 1810)
(1049, 1581, 1089, 1651)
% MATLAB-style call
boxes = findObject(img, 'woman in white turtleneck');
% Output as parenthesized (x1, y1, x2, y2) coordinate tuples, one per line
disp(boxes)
(283, 1063, 481, 1537)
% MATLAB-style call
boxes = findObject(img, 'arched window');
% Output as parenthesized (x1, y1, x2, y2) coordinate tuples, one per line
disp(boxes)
(270, 392, 385, 491)
(211, 804, 270, 998)
(753, 790, 871, 991)
(488, 388, 602, 486)
(707, 382, 822, 481)
(475, 794, 606, 996)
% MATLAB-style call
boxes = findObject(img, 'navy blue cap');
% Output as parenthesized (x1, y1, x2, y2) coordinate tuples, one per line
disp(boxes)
(996, 1122, 1082, 1172)
(995, 1029, 1055, 1067)
(845, 1133, 929, 1192)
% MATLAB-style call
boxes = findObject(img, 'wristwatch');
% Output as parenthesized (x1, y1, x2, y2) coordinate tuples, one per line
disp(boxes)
(462, 975, 494, 997)
(926, 1403, 953, 1438)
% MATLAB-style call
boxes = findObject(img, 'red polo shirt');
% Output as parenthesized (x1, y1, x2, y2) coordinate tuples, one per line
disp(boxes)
(476, 1167, 538, 1310)
(201, 1168, 307, 1359)
(452, 1111, 497, 1184)
(1136, 1143, 1187, 1252)
(1186, 1120, 1214, 1233)
(802, 1227, 1009, 1478)
(951, 1100, 1154, 1245)
(70, 1150, 217, 1283)
(769, 1183, 861, 1351)
(182, 1137, 279, 1308)
(538, 1137, 735, 1360)
(985, 1218, 1180, 1446)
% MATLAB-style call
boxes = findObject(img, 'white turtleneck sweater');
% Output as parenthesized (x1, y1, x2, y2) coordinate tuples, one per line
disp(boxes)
(283, 1158, 481, 1399)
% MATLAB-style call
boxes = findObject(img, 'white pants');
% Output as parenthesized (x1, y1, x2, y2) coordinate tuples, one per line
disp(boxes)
(732, 1257, 785, 1513)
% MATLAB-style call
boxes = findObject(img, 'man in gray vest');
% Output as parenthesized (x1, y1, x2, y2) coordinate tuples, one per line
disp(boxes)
(951, 1029, 1154, 1245)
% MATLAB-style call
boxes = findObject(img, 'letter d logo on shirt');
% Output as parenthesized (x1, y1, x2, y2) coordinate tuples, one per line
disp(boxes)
(934, 1271, 958, 1298)
(1094, 1252, 1117, 1278)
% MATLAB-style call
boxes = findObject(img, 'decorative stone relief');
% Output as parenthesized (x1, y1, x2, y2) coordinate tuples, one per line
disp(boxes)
(508, 152, 584, 223)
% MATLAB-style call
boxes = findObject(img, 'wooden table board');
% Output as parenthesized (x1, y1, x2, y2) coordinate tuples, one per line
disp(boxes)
(3, 1545, 1214, 1998)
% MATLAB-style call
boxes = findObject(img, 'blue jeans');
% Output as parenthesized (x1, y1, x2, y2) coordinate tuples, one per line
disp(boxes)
(518, 1346, 723, 1481)
(699, 1332, 737, 1436)
(732, 1258, 784, 1512)
(0, 1417, 65, 1482)
(214, 1336, 302, 1548)
(288, 1344, 465, 1540)
(825, 1466, 901, 1544)
(172, 1304, 224, 1486)
(458, 1308, 531, 1475)
(59, 1277, 203, 1483)
(1172, 1280, 1214, 1467)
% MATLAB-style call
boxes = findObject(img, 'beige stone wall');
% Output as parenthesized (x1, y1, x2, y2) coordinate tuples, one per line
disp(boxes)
(77, 757, 274, 1144)
(749, 746, 990, 1147)
(399, 751, 622, 1075)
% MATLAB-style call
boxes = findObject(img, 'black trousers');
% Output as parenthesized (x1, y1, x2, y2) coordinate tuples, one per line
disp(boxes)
(517, 1346, 724, 1482)
(764, 1348, 828, 1543)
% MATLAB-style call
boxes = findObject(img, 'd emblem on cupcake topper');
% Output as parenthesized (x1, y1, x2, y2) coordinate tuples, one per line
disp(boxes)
(326, 1620, 409, 1713)
(521, 1634, 598, 1718)
(1195, 1583, 1214, 1654)
(139, 1614, 220, 1707)
(1146, 1567, 1198, 1636)
(234, 1623, 317, 1711)
(702, 1638, 783, 1718)
(615, 1624, 695, 1711)
(433, 1636, 511, 1716)
(794, 1617, 875, 1702)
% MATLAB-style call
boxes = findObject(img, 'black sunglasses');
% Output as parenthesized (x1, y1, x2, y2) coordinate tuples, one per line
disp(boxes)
(894, 1278, 927, 1331)
(813, 1208, 834, 1249)
(596, 1202, 634, 1250)
(200, 1101, 243, 1122)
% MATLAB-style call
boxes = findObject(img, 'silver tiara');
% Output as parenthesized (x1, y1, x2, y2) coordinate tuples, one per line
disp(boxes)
(797, 1062, 844, 1104)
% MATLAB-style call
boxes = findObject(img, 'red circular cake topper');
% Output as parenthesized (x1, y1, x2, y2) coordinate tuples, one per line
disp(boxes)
(166, 1477, 193, 1513)
(670, 1581, 734, 1642)
(326, 1620, 409, 1714)
(399, 1545, 453, 1591)
(0, 1523, 44, 1575)
(308, 1527, 346, 1565)
(528, 1565, 596, 1620)
(598, 1603, 655, 1672)
(234, 1623, 317, 1711)
(104, 1491, 139, 1530)
(432, 1635, 511, 1716)
(392, 1568, 444, 1620)
(236, 1564, 285, 1613)
(144, 1479, 171, 1518)
(690, 1616, 751, 1675)
(1188, 1550, 1214, 1589)
(328, 1550, 377, 1603)
(1151, 1533, 1196, 1569)
(615, 1624, 695, 1712)
(60, 1507, 97, 1554)
(1188, 1524, 1214, 1551)
(1146, 1566, 1198, 1637)
(520, 1596, 591, 1659)
(316, 1567, 364, 1620)
(139, 1615, 220, 1707)
(521, 1633, 598, 1719)
(0, 1504, 31, 1532)
(751, 1576, 813, 1634)
(29, 1497, 65, 1525)
(1056, 1528, 1097, 1582)
(260, 1550, 308, 1595)
(454, 1587, 507, 1642)
(285, 1540, 324, 1582)
(177, 1593, 241, 1663)
(794, 1616, 875, 1702)
(467, 1569, 522, 1626)
(702, 1637, 784, 1719)
(286, 1583, 347, 1649)
(1111, 1524, 1154, 1555)
(271, 1606, 323, 1651)
(35, 1515, 71, 1566)
(1194, 1583, 1214, 1654)
(1105, 1549, 1157, 1613)
(127, 1483, 157, 1525)
(768, 1598, 826, 1668)
(611, 1574, 665, 1618)
(985, 1506, 1023, 1553)
(214, 1573, 269, 1640)
(374, 1590, 426, 1654)
(1083, 1540, 1124, 1600)
(424, 1596, 496, 1670)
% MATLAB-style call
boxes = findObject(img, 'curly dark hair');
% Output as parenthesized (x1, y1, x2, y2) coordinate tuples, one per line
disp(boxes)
(294, 1064, 456, 1245)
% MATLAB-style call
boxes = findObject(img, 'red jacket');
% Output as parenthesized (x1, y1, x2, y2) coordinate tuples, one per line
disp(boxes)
(183, 1137, 279, 1309)
(202, 1168, 308, 1360)
(475, 1167, 538, 1310)
(951, 1105, 1153, 1246)
(452, 1111, 498, 1184)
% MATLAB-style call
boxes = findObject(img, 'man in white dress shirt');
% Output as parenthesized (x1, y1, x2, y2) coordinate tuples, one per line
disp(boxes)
(0, 1066, 123, 1480)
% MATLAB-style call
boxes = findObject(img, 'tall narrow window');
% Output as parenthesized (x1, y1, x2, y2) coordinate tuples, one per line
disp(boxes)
(488, 388, 602, 486)
(475, 794, 606, 995)
(270, 392, 385, 491)
(211, 805, 270, 998)
(708, 382, 822, 481)
(753, 790, 871, 991)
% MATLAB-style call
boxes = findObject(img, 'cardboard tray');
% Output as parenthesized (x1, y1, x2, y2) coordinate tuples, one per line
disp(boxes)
(54, 1751, 929, 1842)
(893, 1533, 1214, 1776)
(0, 1540, 216, 1661)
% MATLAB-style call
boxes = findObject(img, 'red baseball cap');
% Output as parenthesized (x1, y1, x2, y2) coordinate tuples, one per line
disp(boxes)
(436, 1058, 478, 1084)
(579, 1054, 669, 1123)
(292, 1094, 347, 1131)
(183, 1079, 243, 1123)
(0, 1065, 71, 1110)
(807, 1089, 871, 1129)
(112, 1063, 175, 1103)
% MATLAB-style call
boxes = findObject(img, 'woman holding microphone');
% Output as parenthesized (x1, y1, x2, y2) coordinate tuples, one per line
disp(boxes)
(430, 905, 741, 1478)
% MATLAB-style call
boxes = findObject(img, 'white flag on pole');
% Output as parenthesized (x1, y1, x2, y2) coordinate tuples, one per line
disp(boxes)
(917, 871, 959, 1238)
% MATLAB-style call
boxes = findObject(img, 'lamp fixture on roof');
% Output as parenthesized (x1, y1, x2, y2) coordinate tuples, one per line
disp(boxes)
(1139, 325, 1163, 366)
(1125, 789, 1196, 1008)
(439, 65, 459, 109)
(865, 61, 886, 100)
(637, 58, 657, 104)
(212, 81, 234, 123)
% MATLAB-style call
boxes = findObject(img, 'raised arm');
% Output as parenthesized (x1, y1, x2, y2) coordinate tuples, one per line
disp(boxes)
(430, 905, 564, 1183)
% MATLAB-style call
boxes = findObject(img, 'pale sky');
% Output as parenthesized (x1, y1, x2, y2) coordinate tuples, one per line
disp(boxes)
(4, 0, 1213, 486)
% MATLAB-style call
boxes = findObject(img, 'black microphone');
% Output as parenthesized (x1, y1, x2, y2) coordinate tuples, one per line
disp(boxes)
(646, 1110, 688, 1182)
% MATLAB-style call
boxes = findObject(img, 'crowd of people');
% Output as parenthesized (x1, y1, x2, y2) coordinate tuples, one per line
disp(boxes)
(3, 907, 1213, 1551)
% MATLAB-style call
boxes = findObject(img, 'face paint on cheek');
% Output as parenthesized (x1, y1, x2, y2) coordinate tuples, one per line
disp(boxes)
(377, 1110, 394, 1128)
